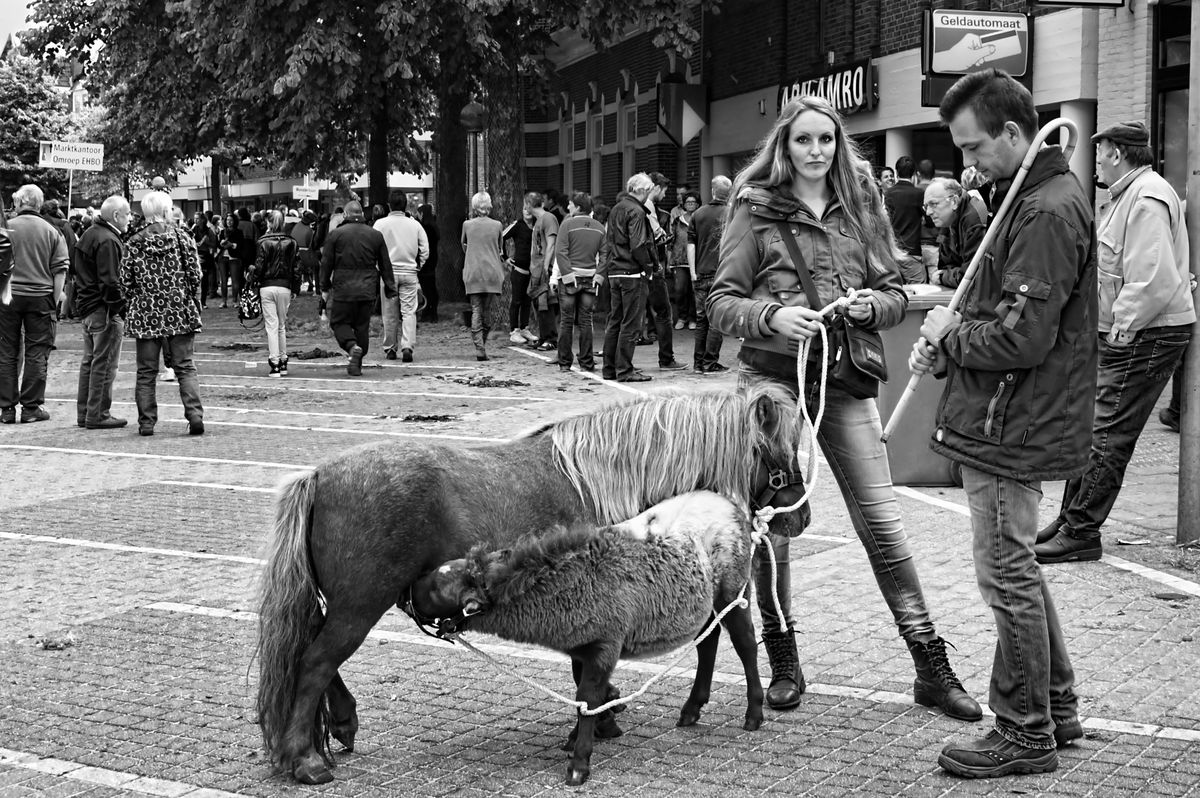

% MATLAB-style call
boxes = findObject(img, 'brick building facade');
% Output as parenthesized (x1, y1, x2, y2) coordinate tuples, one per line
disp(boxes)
(524, 0, 1190, 206)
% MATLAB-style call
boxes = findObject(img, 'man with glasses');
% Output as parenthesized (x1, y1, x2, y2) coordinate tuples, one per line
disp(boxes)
(923, 178, 985, 288)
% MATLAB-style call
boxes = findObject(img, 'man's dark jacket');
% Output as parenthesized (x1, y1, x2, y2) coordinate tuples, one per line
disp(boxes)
(74, 219, 125, 318)
(931, 147, 1097, 481)
(689, 199, 726, 279)
(320, 219, 396, 302)
(598, 195, 655, 278)
(885, 180, 924, 258)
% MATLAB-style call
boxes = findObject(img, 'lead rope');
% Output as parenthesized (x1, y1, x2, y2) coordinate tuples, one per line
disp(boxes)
(441, 295, 856, 718)
(751, 291, 857, 628)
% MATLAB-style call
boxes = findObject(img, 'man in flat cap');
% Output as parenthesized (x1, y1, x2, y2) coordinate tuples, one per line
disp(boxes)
(1036, 120, 1196, 564)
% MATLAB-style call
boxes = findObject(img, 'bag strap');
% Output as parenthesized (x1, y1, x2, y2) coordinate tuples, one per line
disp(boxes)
(774, 220, 822, 311)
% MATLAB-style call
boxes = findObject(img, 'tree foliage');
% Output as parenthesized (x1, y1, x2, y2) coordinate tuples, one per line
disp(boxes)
(0, 53, 72, 198)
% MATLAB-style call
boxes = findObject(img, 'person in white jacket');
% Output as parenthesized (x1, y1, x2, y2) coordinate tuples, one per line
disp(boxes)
(373, 191, 428, 362)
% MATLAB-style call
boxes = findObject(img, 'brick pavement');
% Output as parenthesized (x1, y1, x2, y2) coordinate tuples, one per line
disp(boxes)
(1, 299, 1197, 796)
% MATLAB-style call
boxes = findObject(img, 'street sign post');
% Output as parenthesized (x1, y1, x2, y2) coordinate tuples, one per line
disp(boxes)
(292, 183, 319, 211)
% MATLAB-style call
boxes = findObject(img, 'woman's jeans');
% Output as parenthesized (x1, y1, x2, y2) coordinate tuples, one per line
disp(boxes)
(739, 363, 935, 643)
(468, 293, 496, 353)
(509, 267, 532, 331)
(961, 465, 1076, 749)
(1055, 327, 1191, 540)
(671, 267, 694, 322)
(213, 257, 229, 302)
(259, 286, 292, 360)
(228, 258, 245, 303)
(556, 285, 595, 369)
(135, 334, 203, 430)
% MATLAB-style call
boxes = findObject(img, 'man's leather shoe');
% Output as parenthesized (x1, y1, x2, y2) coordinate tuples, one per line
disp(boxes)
(20, 407, 50, 423)
(1035, 531, 1101, 564)
(659, 360, 686, 370)
(617, 372, 651, 383)
(1054, 717, 1084, 748)
(1036, 519, 1062, 545)
(401, 348, 413, 362)
(348, 345, 364, 376)
(86, 417, 128, 429)
(385, 348, 397, 360)
(1, 407, 15, 424)
(939, 730, 1058, 778)
(1160, 408, 1180, 433)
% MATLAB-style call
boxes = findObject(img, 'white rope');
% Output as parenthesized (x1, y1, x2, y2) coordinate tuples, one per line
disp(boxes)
(444, 295, 860, 719)
(752, 290, 858, 629)
(444, 584, 750, 716)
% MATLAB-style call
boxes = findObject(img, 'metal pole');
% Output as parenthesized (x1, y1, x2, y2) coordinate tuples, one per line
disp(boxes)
(67, 169, 74, 211)
(1177, 0, 1200, 546)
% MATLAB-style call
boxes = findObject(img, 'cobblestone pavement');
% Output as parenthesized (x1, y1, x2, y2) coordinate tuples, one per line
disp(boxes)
(2, 296, 1197, 797)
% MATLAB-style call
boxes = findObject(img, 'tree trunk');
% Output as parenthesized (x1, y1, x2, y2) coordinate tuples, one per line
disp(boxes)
(369, 99, 389, 211)
(209, 154, 224, 215)
(484, 56, 525, 333)
(435, 77, 470, 305)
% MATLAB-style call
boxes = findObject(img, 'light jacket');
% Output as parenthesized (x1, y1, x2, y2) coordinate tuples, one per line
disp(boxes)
(707, 185, 905, 369)
(1097, 165, 1195, 339)
(373, 212, 428, 276)
(120, 223, 203, 339)
(930, 147, 1098, 481)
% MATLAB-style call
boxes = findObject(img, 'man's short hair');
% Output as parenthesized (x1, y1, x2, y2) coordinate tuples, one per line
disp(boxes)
(389, 190, 408, 211)
(626, 173, 653, 195)
(13, 184, 43, 210)
(917, 159, 935, 181)
(710, 175, 732, 201)
(524, 191, 545, 209)
(570, 191, 592, 213)
(99, 195, 130, 222)
(648, 171, 670, 188)
(343, 201, 364, 219)
(939, 68, 1038, 139)
(895, 156, 916, 180)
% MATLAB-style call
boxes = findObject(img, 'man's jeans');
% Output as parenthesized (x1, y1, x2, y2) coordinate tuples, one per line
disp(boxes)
(1057, 327, 1192, 540)
(76, 308, 124, 424)
(692, 278, 723, 369)
(961, 465, 1076, 749)
(0, 293, 56, 410)
(739, 365, 935, 643)
(556, 285, 595, 369)
(602, 276, 647, 379)
(382, 273, 420, 354)
(135, 334, 204, 430)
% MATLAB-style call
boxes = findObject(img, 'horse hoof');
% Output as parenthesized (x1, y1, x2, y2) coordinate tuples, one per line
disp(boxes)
(677, 708, 701, 727)
(565, 767, 590, 786)
(293, 760, 334, 785)
(743, 715, 763, 732)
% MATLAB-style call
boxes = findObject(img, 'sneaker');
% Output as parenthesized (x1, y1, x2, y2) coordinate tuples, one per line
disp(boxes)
(85, 416, 128, 430)
(268, 358, 281, 377)
(1035, 531, 1102, 564)
(20, 406, 50, 423)
(348, 345, 364, 376)
(706, 362, 730, 373)
(617, 372, 652, 383)
(938, 730, 1058, 779)
(401, 348, 413, 363)
(688, 321, 697, 330)
(520, 329, 538, 343)
(659, 360, 686, 370)
(161, 369, 176, 382)
(139, 426, 154, 437)
(279, 359, 288, 376)
(385, 349, 398, 360)
(188, 419, 205, 436)
(1160, 408, 1180, 433)
(1, 407, 16, 424)
(674, 319, 685, 330)
(509, 330, 525, 344)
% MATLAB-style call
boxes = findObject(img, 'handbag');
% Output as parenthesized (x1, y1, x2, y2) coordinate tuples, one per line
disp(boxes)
(775, 221, 888, 399)
(238, 274, 263, 327)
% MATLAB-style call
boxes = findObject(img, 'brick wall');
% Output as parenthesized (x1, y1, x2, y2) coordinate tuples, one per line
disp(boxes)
(706, 0, 784, 102)
(1096, 3, 1152, 128)
(601, 153, 623, 202)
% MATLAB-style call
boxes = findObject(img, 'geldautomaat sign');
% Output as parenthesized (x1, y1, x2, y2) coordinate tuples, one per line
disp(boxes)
(778, 59, 877, 116)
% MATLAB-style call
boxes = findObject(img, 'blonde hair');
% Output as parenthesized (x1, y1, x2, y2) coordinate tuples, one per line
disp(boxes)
(470, 192, 492, 217)
(140, 191, 173, 223)
(266, 210, 285, 233)
(728, 96, 901, 277)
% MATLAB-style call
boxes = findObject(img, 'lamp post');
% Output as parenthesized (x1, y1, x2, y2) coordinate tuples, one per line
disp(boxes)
(460, 100, 487, 197)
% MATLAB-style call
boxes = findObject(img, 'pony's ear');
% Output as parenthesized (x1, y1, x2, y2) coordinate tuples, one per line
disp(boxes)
(752, 391, 784, 438)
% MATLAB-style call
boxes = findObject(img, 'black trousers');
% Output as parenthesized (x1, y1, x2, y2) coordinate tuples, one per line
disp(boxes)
(328, 299, 375, 354)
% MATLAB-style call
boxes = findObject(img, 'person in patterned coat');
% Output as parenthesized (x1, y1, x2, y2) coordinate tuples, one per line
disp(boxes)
(119, 191, 205, 436)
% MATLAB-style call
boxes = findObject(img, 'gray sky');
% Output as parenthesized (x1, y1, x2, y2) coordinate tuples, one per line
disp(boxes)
(0, 0, 33, 47)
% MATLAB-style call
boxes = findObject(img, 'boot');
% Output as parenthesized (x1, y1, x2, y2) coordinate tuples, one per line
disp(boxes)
(268, 357, 281, 377)
(762, 629, 805, 710)
(907, 637, 982, 721)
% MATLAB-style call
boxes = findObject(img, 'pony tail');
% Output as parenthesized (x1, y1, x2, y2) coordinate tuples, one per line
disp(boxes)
(255, 470, 331, 771)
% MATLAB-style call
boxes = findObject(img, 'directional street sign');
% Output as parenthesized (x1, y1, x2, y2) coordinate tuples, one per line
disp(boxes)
(291, 184, 320, 201)
(38, 140, 105, 172)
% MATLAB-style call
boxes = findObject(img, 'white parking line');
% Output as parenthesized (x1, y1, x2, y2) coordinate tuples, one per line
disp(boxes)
(149, 602, 1200, 743)
(41, 398, 525, 419)
(0, 747, 241, 797)
(199, 382, 553, 400)
(893, 485, 1200, 597)
(0, 532, 264, 565)
(0, 444, 309, 469)
(157, 480, 277, 493)
(201, 419, 496, 441)
(509, 347, 661, 395)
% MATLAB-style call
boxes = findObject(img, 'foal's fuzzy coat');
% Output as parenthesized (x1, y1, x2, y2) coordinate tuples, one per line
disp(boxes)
(411, 491, 763, 786)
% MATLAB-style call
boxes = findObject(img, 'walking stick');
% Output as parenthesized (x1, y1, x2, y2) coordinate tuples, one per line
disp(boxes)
(880, 117, 1080, 443)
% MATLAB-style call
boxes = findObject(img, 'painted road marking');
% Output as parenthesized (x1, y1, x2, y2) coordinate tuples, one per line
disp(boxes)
(0, 532, 264, 565)
(509, 346, 659, 395)
(200, 382, 553, 400)
(0, 444, 309, 470)
(150, 602, 1200, 744)
(198, 419, 495, 441)
(157, 480, 277, 493)
(894, 485, 1200, 599)
(0, 747, 240, 797)
(41, 398, 523, 420)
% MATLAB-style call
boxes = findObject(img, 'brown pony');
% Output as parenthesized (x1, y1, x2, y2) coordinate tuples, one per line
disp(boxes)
(255, 383, 806, 785)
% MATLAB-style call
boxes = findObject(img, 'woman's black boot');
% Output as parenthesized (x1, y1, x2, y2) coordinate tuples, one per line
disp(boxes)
(907, 637, 982, 721)
(762, 629, 805, 710)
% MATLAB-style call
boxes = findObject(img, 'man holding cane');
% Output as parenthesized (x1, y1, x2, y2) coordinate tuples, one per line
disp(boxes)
(909, 69, 1097, 778)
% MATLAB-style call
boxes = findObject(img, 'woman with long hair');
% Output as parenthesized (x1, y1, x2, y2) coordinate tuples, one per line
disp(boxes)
(707, 96, 981, 722)
(459, 192, 505, 361)
(216, 212, 241, 309)
(251, 210, 299, 375)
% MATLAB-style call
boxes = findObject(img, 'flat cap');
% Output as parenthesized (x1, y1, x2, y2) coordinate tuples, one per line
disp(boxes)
(1091, 120, 1149, 147)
